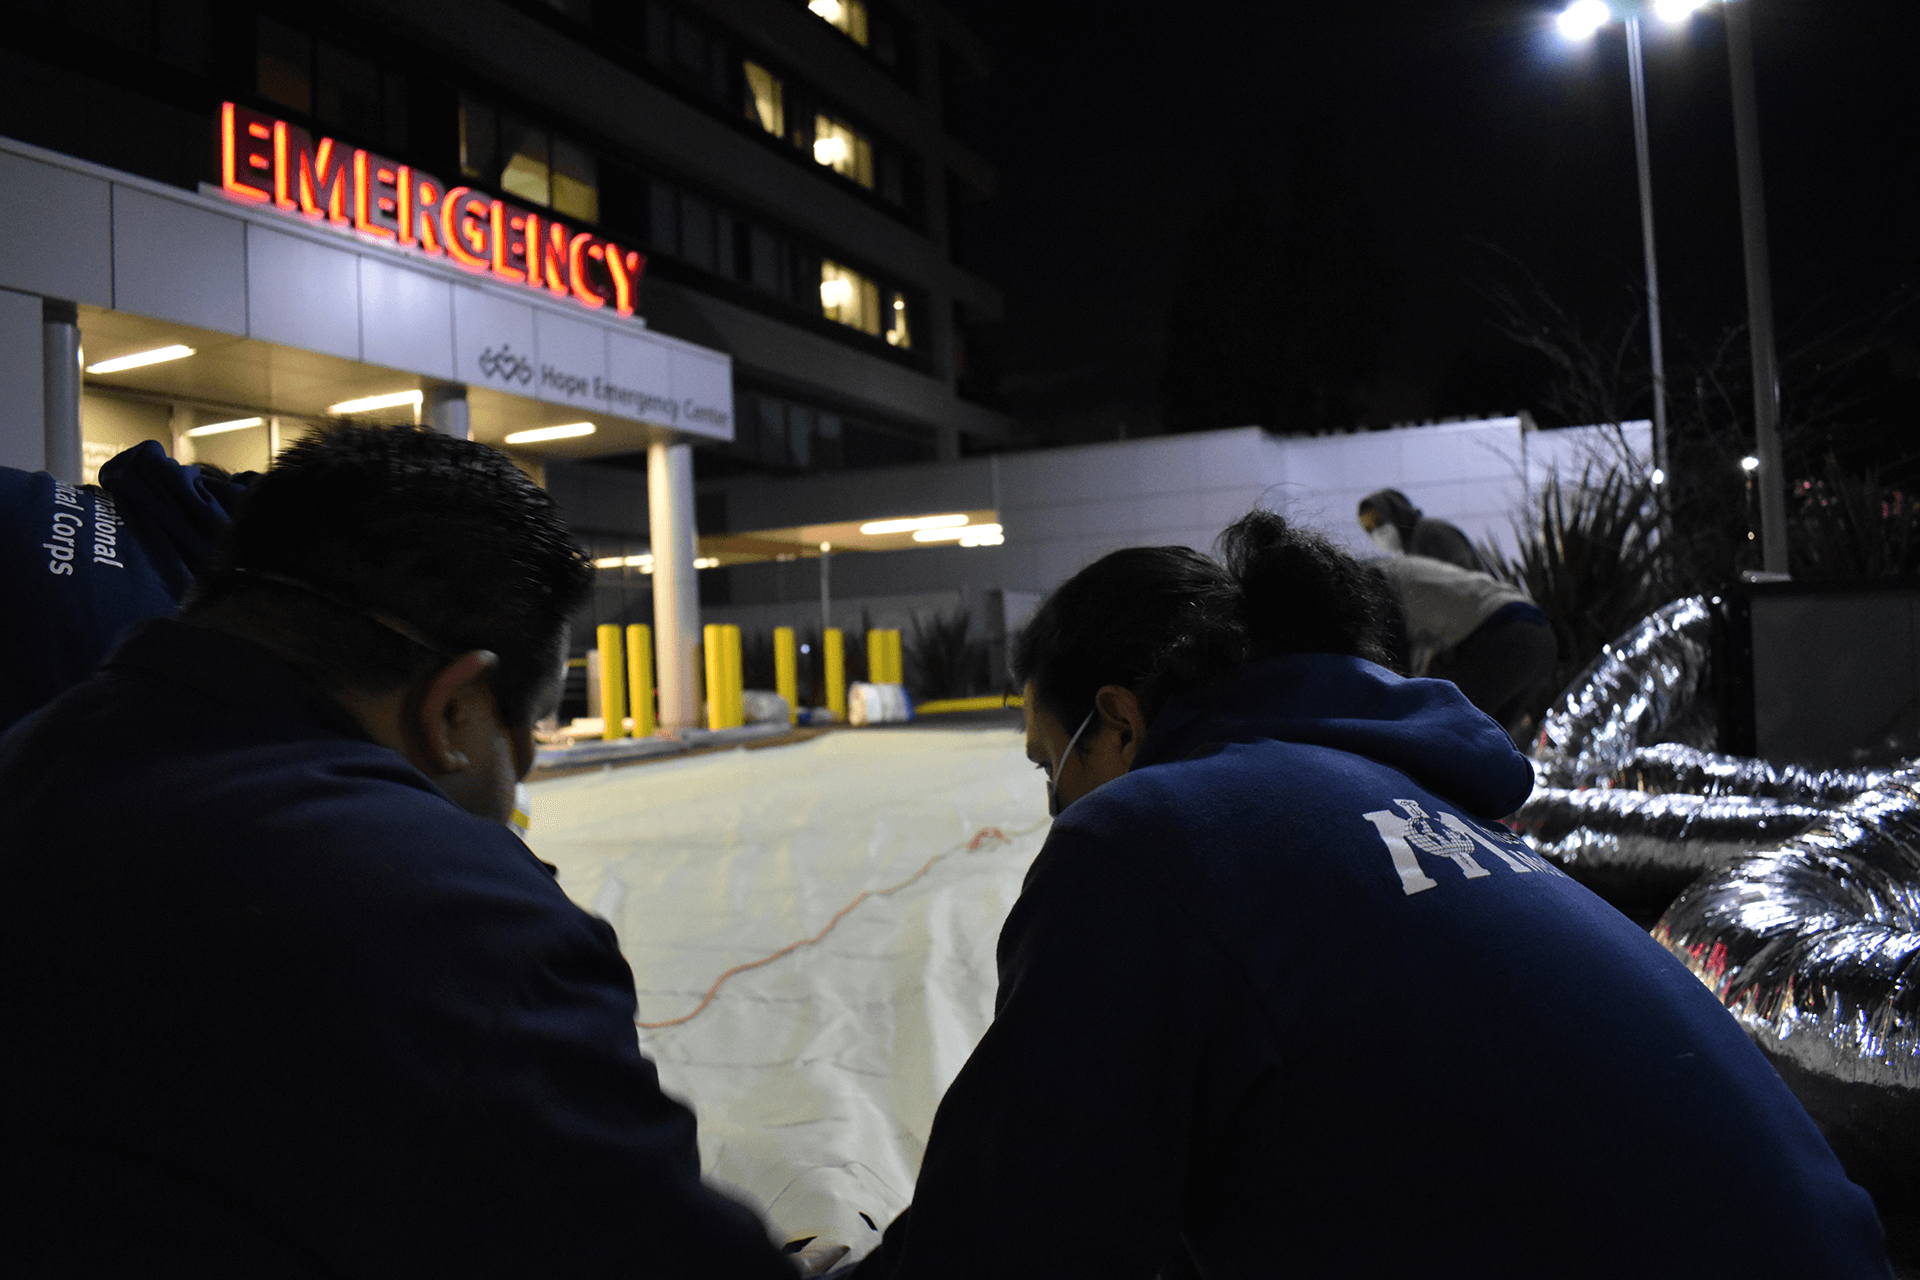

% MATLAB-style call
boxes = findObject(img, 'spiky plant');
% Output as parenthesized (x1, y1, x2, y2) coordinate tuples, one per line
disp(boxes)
(902, 607, 992, 702)
(1480, 464, 1666, 728)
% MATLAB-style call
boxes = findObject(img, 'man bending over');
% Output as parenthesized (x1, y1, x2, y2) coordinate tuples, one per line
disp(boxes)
(0, 426, 795, 1278)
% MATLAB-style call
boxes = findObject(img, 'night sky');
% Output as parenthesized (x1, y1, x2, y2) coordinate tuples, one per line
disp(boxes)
(943, 0, 1920, 451)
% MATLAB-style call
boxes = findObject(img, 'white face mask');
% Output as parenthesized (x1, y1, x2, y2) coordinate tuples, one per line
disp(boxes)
(1368, 523, 1404, 555)
(1047, 709, 1098, 818)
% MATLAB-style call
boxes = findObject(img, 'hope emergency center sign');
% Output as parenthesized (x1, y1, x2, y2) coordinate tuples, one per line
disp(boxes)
(218, 102, 646, 318)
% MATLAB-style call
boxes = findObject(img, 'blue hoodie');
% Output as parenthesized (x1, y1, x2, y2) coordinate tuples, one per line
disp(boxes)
(0, 441, 248, 734)
(852, 654, 1889, 1279)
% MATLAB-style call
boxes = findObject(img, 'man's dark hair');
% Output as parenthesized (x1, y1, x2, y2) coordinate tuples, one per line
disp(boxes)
(1012, 510, 1395, 740)
(185, 425, 592, 726)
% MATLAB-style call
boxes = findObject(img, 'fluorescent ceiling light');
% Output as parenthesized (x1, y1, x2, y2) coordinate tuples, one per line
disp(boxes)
(593, 553, 655, 571)
(505, 422, 596, 444)
(914, 522, 1003, 543)
(861, 513, 969, 535)
(186, 416, 263, 438)
(86, 344, 195, 374)
(328, 390, 423, 415)
(590, 551, 718, 571)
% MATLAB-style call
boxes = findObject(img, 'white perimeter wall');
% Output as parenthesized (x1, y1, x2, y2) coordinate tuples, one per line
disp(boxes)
(700, 417, 1651, 641)
(996, 418, 1652, 593)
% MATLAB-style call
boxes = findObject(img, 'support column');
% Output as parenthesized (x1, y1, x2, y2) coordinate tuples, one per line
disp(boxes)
(41, 299, 81, 486)
(169, 404, 197, 466)
(428, 385, 470, 439)
(648, 440, 702, 729)
(0, 289, 44, 472)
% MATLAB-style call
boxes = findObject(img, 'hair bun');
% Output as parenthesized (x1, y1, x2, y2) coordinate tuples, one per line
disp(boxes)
(1219, 510, 1393, 665)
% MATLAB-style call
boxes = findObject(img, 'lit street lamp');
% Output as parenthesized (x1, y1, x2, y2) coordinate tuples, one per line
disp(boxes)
(1557, 0, 1674, 494)
(1557, 0, 1788, 575)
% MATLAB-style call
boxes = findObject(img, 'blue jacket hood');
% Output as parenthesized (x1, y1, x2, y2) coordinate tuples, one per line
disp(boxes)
(1133, 652, 1535, 819)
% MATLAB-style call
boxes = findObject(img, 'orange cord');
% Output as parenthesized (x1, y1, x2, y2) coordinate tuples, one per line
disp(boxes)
(635, 823, 1041, 1030)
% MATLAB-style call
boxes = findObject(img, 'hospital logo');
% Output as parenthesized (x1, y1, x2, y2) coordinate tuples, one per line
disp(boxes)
(478, 344, 534, 384)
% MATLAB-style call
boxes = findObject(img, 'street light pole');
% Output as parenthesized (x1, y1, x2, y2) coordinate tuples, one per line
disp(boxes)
(1722, 0, 1788, 574)
(1623, 15, 1669, 485)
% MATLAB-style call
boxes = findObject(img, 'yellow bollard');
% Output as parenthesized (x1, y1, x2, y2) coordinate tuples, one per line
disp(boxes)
(721, 624, 744, 728)
(703, 624, 724, 731)
(626, 623, 655, 737)
(773, 627, 798, 724)
(867, 628, 887, 684)
(596, 623, 627, 740)
(887, 628, 905, 685)
(824, 627, 846, 721)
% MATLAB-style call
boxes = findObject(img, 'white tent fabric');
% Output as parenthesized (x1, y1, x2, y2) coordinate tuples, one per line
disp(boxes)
(525, 728, 1047, 1256)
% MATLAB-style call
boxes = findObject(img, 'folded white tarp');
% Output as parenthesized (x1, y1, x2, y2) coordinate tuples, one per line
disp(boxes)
(526, 728, 1047, 1256)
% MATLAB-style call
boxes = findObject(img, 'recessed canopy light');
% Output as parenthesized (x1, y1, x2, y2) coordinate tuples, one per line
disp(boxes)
(860, 513, 969, 535)
(914, 522, 1003, 543)
(186, 416, 263, 438)
(505, 422, 596, 444)
(328, 390, 423, 415)
(593, 553, 655, 571)
(87, 344, 195, 374)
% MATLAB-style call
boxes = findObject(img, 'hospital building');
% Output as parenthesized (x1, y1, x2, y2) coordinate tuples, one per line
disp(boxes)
(0, 0, 1008, 725)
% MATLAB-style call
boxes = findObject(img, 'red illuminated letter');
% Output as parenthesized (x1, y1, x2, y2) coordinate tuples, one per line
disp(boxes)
(404, 172, 444, 253)
(220, 103, 274, 204)
(440, 188, 493, 270)
(538, 218, 570, 296)
(354, 151, 403, 241)
(285, 128, 350, 224)
(568, 234, 609, 309)
(489, 202, 528, 283)
(273, 122, 296, 211)
(603, 244, 646, 317)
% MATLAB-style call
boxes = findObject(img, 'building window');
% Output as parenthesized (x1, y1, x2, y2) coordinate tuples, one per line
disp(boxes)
(809, 0, 869, 46)
(498, 115, 550, 206)
(820, 262, 910, 348)
(812, 115, 873, 188)
(551, 138, 600, 222)
(743, 62, 784, 138)
(256, 18, 311, 114)
(885, 293, 911, 348)
(314, 43, 382, 142)
(256, 20, 407, 152)
(460, 98, 599, 222)
(820, 261, 877, 334)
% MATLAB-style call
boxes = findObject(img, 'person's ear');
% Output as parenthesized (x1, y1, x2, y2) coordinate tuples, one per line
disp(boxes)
(413, 650, 499, 775)
(1093, 683, 1147, 768)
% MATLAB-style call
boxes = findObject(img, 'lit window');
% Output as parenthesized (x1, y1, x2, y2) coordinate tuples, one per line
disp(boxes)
(820, 261, 881, 336)
(809, 0, 869, 46)
(744, 61, 785, 138)
(885, 292, 911, 349)
(461, 101, 598, 221)
(499, 114, 550, 206)
(812, 115, 873, 188)
(551, 136, 599, 221)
